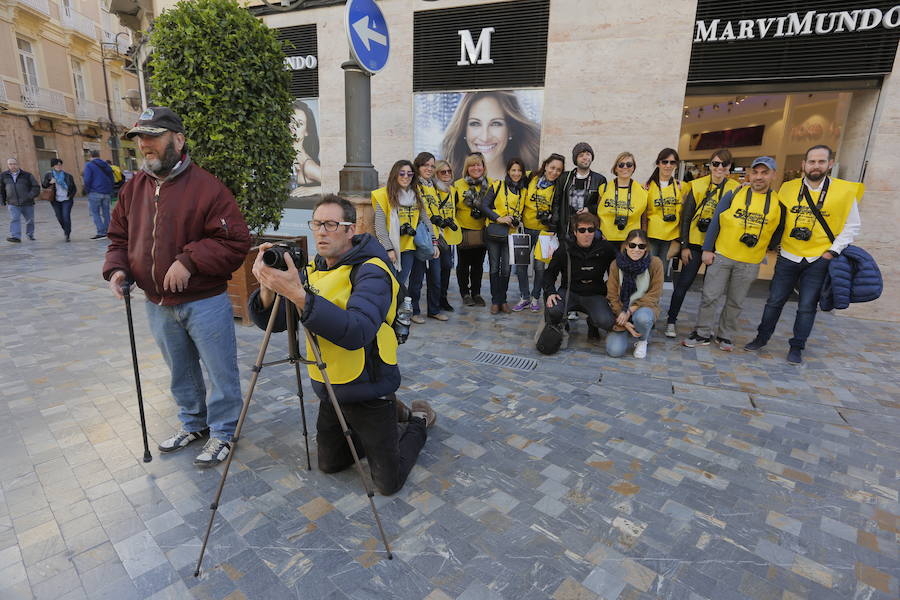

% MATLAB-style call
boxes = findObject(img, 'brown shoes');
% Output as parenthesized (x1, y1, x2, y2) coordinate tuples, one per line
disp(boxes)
(500, 303, 511, 314)
(428, 313, 449, 321)
(490, 304, 500, 314)
(411, 399, 437, 428)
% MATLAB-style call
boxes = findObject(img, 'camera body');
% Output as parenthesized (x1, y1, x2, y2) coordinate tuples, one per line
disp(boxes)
(697, 218, 711, 232)
(662, 214, 677, 222)
(739, 233, 759, 248)
(399, 223, 416, 237)
(537, 210, 553, 227)
(431, 214, 459, 231)
(262, 242, 306, 272)
(469, 207, 484, 220)
(509, 215, 521, 228)
(429, 214, 443, 227)
(790, 227, 812, 241)
(614, 215, 628, 230)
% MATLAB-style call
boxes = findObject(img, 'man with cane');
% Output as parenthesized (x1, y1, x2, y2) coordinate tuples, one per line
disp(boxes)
(103, 106, 251, 467)
(248, 195, 436, 496)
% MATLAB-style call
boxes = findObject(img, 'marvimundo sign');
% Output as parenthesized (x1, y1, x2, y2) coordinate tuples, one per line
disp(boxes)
(695, 6, 900, 42)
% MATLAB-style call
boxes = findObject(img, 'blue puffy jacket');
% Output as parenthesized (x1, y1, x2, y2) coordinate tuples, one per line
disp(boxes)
(819, 245, 882, 311)
(83, 158, 114, 194)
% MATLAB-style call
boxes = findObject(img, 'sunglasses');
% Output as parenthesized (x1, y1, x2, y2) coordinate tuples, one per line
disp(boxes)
(576, 227, 596, 233)
(659, 159, 677, 165)
(710, 160, 730, 168)
(627, 242, 647, 249)
(617, 162, 635, 169)
(398, 171, 414, 177)
(437, 169, 451, 175)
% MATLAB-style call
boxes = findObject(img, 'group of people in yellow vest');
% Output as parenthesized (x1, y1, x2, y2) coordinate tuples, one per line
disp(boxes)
(370, 142, 860, 364)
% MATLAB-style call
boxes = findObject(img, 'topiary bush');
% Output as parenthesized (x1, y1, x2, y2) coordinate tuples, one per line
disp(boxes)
(149, 0, 294, 234)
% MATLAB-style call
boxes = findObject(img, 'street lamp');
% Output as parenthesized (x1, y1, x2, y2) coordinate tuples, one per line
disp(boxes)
(100, 31, 132, 165)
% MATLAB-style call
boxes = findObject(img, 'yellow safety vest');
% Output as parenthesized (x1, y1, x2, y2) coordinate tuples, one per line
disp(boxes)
(597, 180, 648, 241)
(488, 180, 526, 233)
(372, 186, 420, 252)
(715, 187, 782, 264)
(419, 182, 462, 245)
(452, 178, 490, 230)
(646, 179, 687, 241)
(522, 177, 557, 232)
(305, 257, 399, 384)
(687, 176, 741, 246)
(778, 177, 861, 258)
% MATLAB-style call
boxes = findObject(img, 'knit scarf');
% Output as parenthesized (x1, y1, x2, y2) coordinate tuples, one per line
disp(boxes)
(434, 179, 451, 193)
(616, 251, 652, 309)
(53, 170, 67, 191)
(463, 175, 487, 207)
(537, 176, 555, 190)
(505, 176, 524, 193)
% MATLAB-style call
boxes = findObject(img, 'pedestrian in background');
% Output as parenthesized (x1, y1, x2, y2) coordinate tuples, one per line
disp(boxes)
(42, 158, 77, 242)
(1, 157, 40, 243)
(83, 149, 114, 239)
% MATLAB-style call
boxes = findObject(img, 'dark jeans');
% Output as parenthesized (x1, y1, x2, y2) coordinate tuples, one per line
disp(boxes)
(408, 255, 441, 315)
(439, 245, 454, 306)
(316, 395, 427, 496)
(754, 254, 830, 350)
(486, 237, 511, 305)
(457, 244, 486, 297)
(50, 199, 73, 236)
(546, 289, 615, 331)
(649, 238, 674, 281)
(667, 244, 702, 324)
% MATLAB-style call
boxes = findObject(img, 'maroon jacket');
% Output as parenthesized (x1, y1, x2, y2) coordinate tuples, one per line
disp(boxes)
(103, 156, 251, 305)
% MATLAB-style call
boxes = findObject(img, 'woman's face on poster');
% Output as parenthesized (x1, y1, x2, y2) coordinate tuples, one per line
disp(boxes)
(293, 111, 307, 139)
(465, 96, 509, 164)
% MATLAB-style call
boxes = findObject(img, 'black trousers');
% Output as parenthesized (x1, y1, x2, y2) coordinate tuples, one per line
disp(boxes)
(456, 246, 486, 297)
(546, 289, 615, 331)
(667, 244, 702, 324)
(316, 395, 427, 496)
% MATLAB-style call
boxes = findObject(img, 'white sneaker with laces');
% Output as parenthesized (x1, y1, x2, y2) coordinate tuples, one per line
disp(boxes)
(633, 340, 648, 359)
(665, 323, 677, 338)
(194, 438, 231, 467)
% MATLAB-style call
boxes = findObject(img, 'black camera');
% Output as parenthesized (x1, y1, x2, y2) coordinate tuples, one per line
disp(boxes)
(697, 218, 711, 232)
(470, 207, 484, 220)
(444, 218, 459, 231)
(509, 215, 521, 228)
(790, 227, 812, 241)
(262, 242, 306, 272)
(614, 215, 628, 230)
(537, 210, 553, 226)
(430, 215, 443, 227)
(739, 233, 759, 248)
(663, 214, 677, 222)
(399, 223, 416, 237)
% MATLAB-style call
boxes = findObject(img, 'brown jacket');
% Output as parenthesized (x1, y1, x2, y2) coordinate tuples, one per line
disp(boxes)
(607, 256, 664, 318)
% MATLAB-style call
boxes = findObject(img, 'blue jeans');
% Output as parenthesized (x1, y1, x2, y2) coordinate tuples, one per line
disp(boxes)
(7, 204, 35, 239)
(50, 199, 73, 237)
(517, 227, 545, 300)
(88, 192, 111, 235)
(145, 292, 242, 441)
(408, 254, 441, 315)
(486, 237, 511, 305)
(754, 254, 830, 350)
(606, 307, 655, 357)
(399, 250, 416, 287)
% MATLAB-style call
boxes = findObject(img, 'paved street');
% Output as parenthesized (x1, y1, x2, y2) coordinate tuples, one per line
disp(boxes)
(1, 201, 898, 600)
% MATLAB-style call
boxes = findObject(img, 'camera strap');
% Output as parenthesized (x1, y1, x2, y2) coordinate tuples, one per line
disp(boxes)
(800, 178, 835, 242)
(694, 179, 724, 223)
(610, 180, 632, 217)
(659, 179, 679, 218)
(503, 182, 525, 218)
(742, 187, 772, 233)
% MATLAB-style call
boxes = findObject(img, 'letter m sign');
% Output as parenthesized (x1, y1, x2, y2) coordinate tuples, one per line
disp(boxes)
(457, 27, 495, 66)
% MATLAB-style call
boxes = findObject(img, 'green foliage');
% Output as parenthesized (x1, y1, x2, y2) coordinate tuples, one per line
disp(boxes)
(149, 0, 294, 234)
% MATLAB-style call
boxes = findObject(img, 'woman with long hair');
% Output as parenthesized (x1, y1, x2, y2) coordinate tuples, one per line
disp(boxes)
(606, 229, 664, 359)
(407, 152, 450, 322)
(432, 160, 460, 311)
(371, 160, 436, 291)
(480, 157, 528, 314)
(597, 152, 648, 243)
(513, 153, 564, 312)
(452, 153, 491, 306)
(441, 91, 540, 182)
(291, 100, 322, 188)
(644, 148, 685, 280)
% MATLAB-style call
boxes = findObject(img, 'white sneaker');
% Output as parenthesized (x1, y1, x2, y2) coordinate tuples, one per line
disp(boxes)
(194, 438, 231, 467)
(633, 340, 648, 359)
(665, 323, 677, 338)
(567, 311, 579, 321)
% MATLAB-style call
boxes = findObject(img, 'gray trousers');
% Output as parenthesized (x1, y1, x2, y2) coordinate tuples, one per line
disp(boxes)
(695, 253, 759, 341)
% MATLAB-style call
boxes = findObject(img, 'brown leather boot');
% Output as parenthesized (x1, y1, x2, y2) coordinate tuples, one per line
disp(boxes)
(490, 304, 500, 314)
(501, 303, 512, 313)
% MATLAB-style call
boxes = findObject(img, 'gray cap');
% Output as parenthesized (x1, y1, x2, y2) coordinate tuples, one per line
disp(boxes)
(751, 156, 776, 171)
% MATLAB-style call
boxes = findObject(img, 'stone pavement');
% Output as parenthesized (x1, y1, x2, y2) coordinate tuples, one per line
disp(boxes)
(1, 202, 898, 599)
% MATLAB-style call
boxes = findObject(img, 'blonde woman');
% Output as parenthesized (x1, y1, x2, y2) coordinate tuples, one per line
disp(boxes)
(452, 153, 491, 306)
(597, 152, 648, 243)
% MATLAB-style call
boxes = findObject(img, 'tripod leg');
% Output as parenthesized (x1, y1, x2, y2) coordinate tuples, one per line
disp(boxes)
(285, 303, 311, 470)
(194, 295, 281, 577)
(293, 360, 311, 471)
(122, 286, 152, 463)
(302, 329, 393, 560)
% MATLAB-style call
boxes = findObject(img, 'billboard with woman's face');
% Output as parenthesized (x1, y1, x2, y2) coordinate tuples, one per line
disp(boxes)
(414, 90, 543, 182)
(290, 98, 322, 197)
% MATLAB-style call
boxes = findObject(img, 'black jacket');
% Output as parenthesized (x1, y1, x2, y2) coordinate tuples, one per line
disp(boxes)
(0, 169, 40, 206)
(553, 170, 607, 235)
(543, 235, 617, 298)
(41, 171, 77, 201)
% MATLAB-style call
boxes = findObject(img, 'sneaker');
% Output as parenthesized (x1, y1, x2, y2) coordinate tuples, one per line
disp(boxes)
(530, 299, 541, 312)
(194, 438, 232, 467)
(787, 347, 803, 364)
(472, 295, 486, 307)
(91, 234, 107, 240)
(717, 337, 735, 352)
(567, 311, 579, 321)
(462, 294, 475, 306)
(682, 332, 711, 348)
(411, 314, 426, 324)
(7, 237, 20, 243)
(512, 298, 530, 312)
(633, 340, 648, 359)
(440, 300, 454, 312)
(665, 323, 677, 338)
(158, 428, 209, 453)
(428, 313, 448, 321)
(65, 234, 70, 242)
(744, 337, 766, 351)
(411, 399, 437, 429)
(27, 234, 35, 241)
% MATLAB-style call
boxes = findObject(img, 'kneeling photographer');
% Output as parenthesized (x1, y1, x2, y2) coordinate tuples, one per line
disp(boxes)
(248, 195, 435, 496)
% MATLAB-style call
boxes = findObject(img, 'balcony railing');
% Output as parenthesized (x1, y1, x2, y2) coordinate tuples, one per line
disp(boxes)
(76, 99, 108, 121)
(61, 10, 98, 39)
(14, 0, 50, 16)
(103, 30, 132, 55)
(21, 85, 66, 114)
(0, 81, 8, 105)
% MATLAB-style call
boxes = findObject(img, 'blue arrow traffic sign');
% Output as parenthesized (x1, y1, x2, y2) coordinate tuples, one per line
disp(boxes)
(345, 0, 390, 74)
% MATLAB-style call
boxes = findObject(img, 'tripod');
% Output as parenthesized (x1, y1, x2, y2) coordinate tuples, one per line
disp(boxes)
(194, 292, 393, 577)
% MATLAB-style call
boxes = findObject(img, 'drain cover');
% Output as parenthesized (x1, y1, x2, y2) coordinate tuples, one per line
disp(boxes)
(472, 351, 538, 371)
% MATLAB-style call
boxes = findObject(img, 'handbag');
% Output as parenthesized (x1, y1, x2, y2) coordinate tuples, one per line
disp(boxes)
(458, 228, 484, 249)
(413, 220, 434, 261)
(485, 222, 509, 241)
(39, 186, 54, 201)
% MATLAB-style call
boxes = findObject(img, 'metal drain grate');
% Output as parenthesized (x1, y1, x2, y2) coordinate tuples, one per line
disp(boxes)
(472, 351, 538, 371)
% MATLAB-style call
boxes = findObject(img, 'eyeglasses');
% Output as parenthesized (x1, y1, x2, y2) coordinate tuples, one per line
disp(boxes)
(710, 161, 729, 168)
(576, 227, 596, 233)
(626, 242, 647, 249)
(617, 162, 635, 169)
(659, 160, 677, 165)
(308, 220, 354, 232)
(398, 171, 414, 177)
(437, 169, 451, 175)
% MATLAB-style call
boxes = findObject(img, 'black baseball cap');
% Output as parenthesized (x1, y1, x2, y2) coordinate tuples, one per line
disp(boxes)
(124, 106, 184, 139)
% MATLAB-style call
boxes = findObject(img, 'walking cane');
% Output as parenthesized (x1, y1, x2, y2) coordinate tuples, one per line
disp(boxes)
(122, 282, 152, 463)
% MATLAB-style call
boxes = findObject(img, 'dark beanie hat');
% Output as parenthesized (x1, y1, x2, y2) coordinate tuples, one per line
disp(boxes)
(572, 142, 594, 163)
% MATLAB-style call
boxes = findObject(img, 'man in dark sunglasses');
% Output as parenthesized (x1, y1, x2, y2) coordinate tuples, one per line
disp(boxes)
(540, 213, 617, 350)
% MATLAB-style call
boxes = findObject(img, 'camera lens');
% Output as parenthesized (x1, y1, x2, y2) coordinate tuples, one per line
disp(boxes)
(663, 214, 676, 222)
(697, 218, 711, 232)
(430, 215, 442, 226)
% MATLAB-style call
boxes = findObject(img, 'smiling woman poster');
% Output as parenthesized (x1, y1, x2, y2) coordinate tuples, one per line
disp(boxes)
(414, 90, 543, 181)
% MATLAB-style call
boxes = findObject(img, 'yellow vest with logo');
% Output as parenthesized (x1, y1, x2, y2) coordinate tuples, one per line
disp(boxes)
(489, 180, 527, 233)
(687, 176, 741, 246)
(522, 177, 557, 232)
(305, 257, 399, 384)
(646, 179, 687, 241)
(453, 178, 490, 230)
(419, 182, 462, 245)
(715, 187, 782, 264)
(597, 180, 648, 241)
(371, 186, 420, 252)
(778, 177, 861, 258)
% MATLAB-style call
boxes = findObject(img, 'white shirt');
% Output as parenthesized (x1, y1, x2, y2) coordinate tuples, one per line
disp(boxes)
(780, 177, 861, 263)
